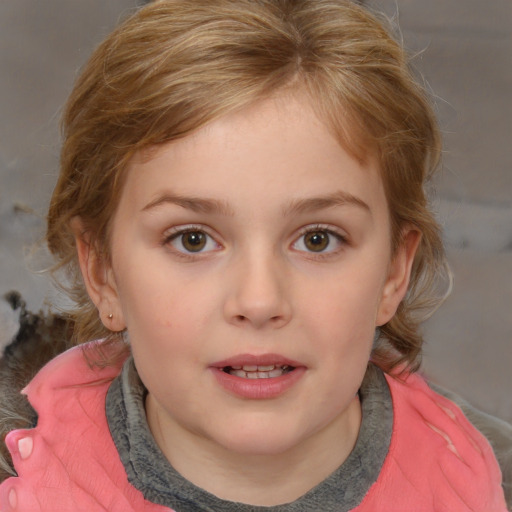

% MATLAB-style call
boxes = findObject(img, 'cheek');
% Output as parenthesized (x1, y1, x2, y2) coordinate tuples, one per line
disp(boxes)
(118, 278, 222, 368)
(295, 269, 385, 359)
(302, 271, 384, 325)
(125, 292, 207, 341)
(114, 252, 212, 324)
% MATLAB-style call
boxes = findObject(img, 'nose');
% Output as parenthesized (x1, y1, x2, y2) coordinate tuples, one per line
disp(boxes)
(223, 250, 292, 330)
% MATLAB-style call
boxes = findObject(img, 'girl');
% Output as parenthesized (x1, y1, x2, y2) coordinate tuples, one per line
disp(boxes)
(0, 0, 509, 510)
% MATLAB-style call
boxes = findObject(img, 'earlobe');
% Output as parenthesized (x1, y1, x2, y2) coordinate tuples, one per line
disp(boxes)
(71, 218, 126, 332)
(376, 228, 421, 326)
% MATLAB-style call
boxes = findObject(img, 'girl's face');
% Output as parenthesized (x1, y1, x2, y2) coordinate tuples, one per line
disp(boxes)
(87, 93, 417, 486)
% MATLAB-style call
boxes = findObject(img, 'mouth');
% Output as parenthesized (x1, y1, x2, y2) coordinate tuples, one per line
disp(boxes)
(211, 355, 305, 399)
(222, 364, 295, 379)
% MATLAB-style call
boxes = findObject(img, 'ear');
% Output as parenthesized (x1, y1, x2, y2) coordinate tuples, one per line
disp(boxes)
(71, 218, 126, 332)
(376, 227, 421, 326)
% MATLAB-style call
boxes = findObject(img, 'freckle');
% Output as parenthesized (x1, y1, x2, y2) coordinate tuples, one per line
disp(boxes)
(8, 488, 17, 508)
(18, 437, 33, 459)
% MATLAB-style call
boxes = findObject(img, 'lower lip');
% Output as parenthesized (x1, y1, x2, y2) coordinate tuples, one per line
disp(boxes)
(211, 367, 306, 399)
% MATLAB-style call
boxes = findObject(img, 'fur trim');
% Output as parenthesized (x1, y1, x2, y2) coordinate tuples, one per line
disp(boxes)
(0, 292, 73, 481)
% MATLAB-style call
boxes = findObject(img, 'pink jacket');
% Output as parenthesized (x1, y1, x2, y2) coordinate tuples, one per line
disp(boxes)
(0, 342, 507, 511)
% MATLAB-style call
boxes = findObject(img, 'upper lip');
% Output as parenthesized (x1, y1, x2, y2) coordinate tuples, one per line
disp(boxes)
(211, 353, 304, 369)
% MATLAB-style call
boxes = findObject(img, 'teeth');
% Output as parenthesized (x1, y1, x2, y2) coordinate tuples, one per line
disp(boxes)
(231, 370, 248, 378)
(226, 365, 293, 379)
(242, 365, 259, 372)
(242, 364, 275, 372)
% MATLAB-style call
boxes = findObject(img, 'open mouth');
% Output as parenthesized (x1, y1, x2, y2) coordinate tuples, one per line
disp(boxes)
(222, 364, 295, 379)
(213, 358, 305, 398)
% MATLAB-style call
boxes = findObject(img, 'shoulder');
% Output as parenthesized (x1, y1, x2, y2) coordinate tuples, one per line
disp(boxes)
(432, 382, 512, 510)
(385, 371, 502, 470)
(371, 371, 508, 510)
(0, 294, 73, 482)
(14, 340, 125, 441)
(22, 340, 123, 404)
(0, 342, 170, 511)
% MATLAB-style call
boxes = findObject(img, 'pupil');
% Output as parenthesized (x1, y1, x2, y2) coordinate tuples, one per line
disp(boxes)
(305, 231, 328, 252)
(183, 232, 206, 252)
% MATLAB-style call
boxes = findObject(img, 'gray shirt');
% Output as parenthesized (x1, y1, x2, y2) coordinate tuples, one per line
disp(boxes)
(106, 360, 393, 512)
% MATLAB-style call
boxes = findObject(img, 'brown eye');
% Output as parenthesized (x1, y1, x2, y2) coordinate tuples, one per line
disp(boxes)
(181, 231, 207, 252)
(303, 231, 330, 252)
(292, 227, 345, 255)
(168, 228, 219, 254)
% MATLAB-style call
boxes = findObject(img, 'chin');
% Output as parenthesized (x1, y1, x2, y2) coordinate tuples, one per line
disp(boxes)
(210, 420, 312, 458)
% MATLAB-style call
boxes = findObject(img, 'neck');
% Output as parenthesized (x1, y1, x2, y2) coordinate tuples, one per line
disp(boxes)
(146, 395, 362, 506)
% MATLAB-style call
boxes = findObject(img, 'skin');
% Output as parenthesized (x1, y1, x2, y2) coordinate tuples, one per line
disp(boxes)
(75, 92, 419, 505)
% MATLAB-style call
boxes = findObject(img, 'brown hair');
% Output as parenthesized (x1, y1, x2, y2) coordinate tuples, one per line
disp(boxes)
(46, 0, 449, 372)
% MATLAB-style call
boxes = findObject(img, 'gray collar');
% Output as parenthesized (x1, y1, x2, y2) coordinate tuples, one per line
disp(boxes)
(106, 361, 392, 512)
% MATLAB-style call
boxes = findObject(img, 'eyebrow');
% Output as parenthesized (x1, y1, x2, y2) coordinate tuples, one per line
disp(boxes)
(142, 193, 235, 216)
(142, 190, 370, 217)
(283, 191, 371, 216)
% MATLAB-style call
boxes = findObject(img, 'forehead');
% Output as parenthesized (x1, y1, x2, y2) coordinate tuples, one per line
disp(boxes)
(122, 93, 386, 218)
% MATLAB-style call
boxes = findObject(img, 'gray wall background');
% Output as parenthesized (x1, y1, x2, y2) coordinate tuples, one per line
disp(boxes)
(0, 1, 511, 422)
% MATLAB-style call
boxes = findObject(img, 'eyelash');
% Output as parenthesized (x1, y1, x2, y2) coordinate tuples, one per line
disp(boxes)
(161, 224, 348, 260)
(162, 225, 221, 260)
(292, 225, 348, 258)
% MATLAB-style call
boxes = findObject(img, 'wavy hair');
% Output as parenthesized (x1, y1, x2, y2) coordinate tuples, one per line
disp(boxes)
(46, 0, 449, 372)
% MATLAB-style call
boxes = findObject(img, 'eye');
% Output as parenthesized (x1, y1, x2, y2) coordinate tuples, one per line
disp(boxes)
(292, 227, 345, 254)
(166, 228, 220, 254)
